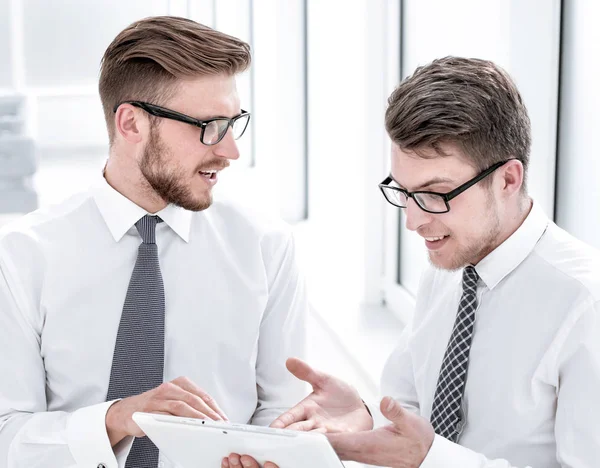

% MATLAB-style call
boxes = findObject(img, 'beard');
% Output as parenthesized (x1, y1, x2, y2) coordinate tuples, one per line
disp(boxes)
(429, 192, 502, 271)
(139, 126, 212, 212)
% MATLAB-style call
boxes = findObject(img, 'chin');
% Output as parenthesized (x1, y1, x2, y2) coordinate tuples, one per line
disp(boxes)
(171, 193, 212, 212)
(189, 196, 212, 212)
(182, 184, 213, 211)
(428, 252, 466, 272)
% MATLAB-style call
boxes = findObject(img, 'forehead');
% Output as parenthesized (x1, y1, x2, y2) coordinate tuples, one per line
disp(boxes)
(168, 74, 240, 118)
(390, 143, 476, 189)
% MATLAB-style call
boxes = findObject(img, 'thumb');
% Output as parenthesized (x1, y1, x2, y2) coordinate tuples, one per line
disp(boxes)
(380, 396, 404, 424)
(286, 357, 328, 390)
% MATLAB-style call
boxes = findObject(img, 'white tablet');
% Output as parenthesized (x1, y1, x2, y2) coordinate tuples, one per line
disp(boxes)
(132, 412, 345, 468)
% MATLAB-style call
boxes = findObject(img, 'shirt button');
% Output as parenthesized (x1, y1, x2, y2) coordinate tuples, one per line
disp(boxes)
(97, 464, 107, 468)
(158, 462, 165, 468)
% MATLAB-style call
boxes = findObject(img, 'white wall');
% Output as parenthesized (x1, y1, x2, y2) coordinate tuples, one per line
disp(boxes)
(555, 0, 600, 249)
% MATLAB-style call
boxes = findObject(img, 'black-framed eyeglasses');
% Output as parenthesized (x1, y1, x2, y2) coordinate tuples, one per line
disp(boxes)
(113, 101, 251, 146)
(378, 159, 512, 214)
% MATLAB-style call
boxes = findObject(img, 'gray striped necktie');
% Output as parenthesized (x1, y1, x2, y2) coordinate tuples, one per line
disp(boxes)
(430, 265, 479, 442)
(107, 215, 165, 467)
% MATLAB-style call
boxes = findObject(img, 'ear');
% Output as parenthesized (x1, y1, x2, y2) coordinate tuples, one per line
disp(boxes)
(497, 159, 524, 198)
(114, 104, 148, 144)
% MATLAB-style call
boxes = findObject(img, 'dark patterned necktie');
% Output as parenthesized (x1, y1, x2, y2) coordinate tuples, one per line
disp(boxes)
(106, 215, 165, 467)
(430, 266, 479, 442)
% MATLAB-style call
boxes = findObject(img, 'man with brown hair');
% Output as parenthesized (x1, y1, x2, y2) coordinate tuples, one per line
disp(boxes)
(0, 16, 307, 468)
(260, 57, 600, 467)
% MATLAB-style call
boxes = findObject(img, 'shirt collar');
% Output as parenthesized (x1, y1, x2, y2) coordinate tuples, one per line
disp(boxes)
(92, 177, 192, 243)
(475, 200, 549, 290)
(156, 203, 193, 243)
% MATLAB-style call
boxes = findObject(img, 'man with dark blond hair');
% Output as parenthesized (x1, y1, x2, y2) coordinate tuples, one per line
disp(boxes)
(258, 57, 600, 468)
(0, 16, 307, 468)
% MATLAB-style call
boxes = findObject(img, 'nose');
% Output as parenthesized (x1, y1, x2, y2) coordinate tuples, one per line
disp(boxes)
(404, 198, 434, 232)
(212, 127, 240, 161)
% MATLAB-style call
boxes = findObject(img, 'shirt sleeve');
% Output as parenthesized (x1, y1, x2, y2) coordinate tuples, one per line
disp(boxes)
(0, 253, 133, 468)
(552, 299, 600, 466)
(250, 231, 309, 426)
(420, 435, 532, 468)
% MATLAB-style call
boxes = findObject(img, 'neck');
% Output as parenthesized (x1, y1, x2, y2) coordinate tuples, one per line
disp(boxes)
(104, 151, 167, 214)
(471, 196, 533, 266)
(499, 196, 533, 244)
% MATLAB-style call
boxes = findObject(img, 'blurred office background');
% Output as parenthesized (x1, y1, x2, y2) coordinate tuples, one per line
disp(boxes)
(0, 0, 599, 452)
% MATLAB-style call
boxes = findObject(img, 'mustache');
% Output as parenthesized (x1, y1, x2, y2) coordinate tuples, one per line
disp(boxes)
(197, 160, 230, 172)
(417, 229, 450, 237)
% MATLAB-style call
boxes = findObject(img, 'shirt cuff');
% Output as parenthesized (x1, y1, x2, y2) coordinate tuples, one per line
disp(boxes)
(66, 399, 134, 468)
(420, 435, 484, 468)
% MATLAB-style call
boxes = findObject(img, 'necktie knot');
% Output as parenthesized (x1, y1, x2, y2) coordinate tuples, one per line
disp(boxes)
(462, 266, 479, 292)
(135, 215, 162, 244)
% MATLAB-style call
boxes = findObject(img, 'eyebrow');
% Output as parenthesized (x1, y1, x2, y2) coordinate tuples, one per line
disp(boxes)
(392, 175, 456, 191)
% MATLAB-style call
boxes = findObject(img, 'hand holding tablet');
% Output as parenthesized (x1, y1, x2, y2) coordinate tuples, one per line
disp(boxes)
(221, 453, 278, 468)
(133, 412, 344, 467)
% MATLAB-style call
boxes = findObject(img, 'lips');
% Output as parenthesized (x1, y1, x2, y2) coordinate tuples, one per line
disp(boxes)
(423, 235, 450, 251)
(424, 236, 447, 242)
(197, 170, 219, 186)
(197, 161, 229, 173)
(199, 170, 217, 179)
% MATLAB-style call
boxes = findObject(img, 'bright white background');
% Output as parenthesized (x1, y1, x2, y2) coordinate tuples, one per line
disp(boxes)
(1, 4, 599, 464)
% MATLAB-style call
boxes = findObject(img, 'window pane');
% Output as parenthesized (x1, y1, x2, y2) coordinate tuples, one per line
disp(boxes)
(555, 0, 600, 249)
(22, 0, 168, 88)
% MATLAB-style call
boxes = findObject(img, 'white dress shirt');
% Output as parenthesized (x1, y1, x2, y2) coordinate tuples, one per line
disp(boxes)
(380, 202, 600, 467)
(0, 177, 308, 468)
